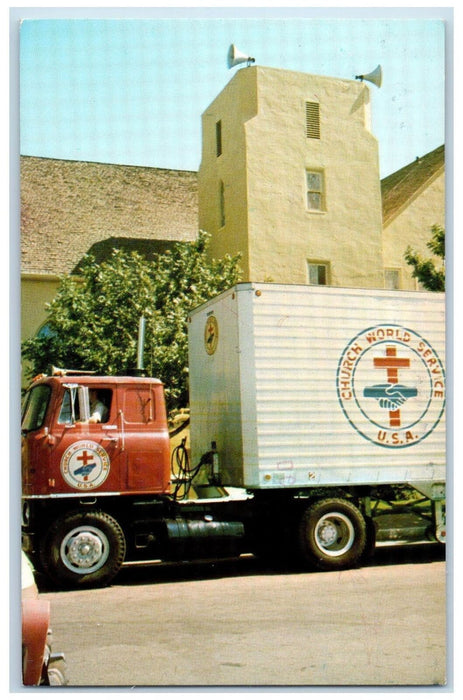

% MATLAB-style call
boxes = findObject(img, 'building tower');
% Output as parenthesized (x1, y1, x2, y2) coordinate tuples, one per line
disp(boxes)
(198, 65, 384, 288)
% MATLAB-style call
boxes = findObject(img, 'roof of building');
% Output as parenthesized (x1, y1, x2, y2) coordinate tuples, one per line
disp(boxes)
(381, 144, 444, 227)
(21, 146, 445, 277)
(73, 237, 183, 274)
(21, 156, 198, 276)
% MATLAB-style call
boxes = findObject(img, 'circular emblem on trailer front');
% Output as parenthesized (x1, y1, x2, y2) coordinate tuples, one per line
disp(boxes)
(204, 315, 219, 355)
(61, 440, 110, 490)
(336, 325, 445, 449)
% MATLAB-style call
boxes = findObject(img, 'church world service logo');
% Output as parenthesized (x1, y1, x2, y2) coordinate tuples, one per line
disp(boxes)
(336, 325, 445, 448)
(61, 440, 110, 490)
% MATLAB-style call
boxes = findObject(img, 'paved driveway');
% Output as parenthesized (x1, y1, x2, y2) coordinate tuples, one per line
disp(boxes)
(28, 545, 448, 688)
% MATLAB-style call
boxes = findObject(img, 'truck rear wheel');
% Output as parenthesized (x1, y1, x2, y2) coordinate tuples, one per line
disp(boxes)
(298, 498, 367, 570)
(40, 511, 126, 588)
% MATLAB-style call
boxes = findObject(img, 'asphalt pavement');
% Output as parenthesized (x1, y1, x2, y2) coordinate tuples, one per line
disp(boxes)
(22, 544, 448, 689)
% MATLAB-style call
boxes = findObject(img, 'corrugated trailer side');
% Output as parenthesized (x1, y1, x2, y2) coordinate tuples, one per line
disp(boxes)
(188, 286, 247, 484)
(189, 283, 445, 493)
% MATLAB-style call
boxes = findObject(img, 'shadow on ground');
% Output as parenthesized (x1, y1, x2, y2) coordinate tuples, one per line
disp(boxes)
(36, 542, 445, 593)
(106, 542, 446, 589)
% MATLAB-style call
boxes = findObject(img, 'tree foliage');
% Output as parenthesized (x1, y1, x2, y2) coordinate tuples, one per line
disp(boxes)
(404, 225, 445, 291)
(22, 232, 242, 410)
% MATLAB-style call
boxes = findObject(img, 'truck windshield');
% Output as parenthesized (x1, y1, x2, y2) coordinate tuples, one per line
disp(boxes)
(21, 384, 51, 433)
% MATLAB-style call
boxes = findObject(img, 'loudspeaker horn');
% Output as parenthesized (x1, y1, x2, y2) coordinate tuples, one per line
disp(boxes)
(227, 44, 255, 69)
(51, 365, 96, 377)
(355, 64, 382, 88)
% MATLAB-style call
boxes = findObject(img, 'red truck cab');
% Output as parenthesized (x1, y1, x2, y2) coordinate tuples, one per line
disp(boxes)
(21, 375, 171, 498)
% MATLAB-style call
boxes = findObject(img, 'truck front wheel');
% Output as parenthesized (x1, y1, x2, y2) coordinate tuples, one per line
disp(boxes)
(40, 511, 126, 588)
(298, 498, 367, 570)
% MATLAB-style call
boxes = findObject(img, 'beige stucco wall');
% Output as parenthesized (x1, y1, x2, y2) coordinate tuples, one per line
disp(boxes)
(21, 275, 60, 340)
(21, 275, 60, 382)
(199, 66, 384, 288)
(382, 171, 445, 290)
(198, 67, 258, 278)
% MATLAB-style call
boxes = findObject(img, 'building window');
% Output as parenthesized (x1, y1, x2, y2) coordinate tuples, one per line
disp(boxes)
(306, 101, 320, 139)
(216, 120, 222, 157)
(306, 170, 324, 211)
(37, 322, 56, 339)
(384, 268, 401, 290)
(308, 261, 329, 285)
(219, 180, 225, 227)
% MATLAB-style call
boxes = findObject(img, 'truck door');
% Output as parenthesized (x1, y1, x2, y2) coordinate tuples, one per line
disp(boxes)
(48, 384, 124, 495)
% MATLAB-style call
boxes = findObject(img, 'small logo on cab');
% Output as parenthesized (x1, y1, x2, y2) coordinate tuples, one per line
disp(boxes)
(61, 440, 110, 490)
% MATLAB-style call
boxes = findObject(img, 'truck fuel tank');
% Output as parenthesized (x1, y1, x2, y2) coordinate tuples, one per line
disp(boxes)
(163, 518, 245, 559)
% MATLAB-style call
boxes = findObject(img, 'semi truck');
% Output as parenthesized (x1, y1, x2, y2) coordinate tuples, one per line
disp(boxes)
(21, 283, 446, 588)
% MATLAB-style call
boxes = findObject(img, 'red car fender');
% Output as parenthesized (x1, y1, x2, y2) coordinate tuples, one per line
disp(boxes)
(22, 599, 50, 686)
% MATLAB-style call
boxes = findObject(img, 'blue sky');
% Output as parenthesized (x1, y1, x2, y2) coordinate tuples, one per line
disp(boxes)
(18, 9, 448, 179)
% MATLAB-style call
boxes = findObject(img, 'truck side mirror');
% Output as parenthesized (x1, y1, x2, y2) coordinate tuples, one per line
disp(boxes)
(78, 386, 90, 422)
(61, 384, 90, 425)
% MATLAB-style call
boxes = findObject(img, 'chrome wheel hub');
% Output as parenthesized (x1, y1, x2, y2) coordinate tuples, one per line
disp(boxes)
(61, 526, 109, 573)
(314, 513, 355, 557)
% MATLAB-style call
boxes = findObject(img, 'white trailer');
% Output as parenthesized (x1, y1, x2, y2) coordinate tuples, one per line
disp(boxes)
(188, 283, 446, 561)
(22, 283, 447, 588)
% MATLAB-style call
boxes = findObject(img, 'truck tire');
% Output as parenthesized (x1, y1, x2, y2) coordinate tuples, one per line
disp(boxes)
(298, 498, 367, 570)
(40, 511, 126, 588)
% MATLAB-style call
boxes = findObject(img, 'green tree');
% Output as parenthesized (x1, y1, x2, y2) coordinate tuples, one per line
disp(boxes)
(22, 232, 242, 410)
(404, 225, 445, 291)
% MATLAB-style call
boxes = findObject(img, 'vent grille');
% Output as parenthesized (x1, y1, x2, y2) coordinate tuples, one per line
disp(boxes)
(306, 101, 320, 139)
